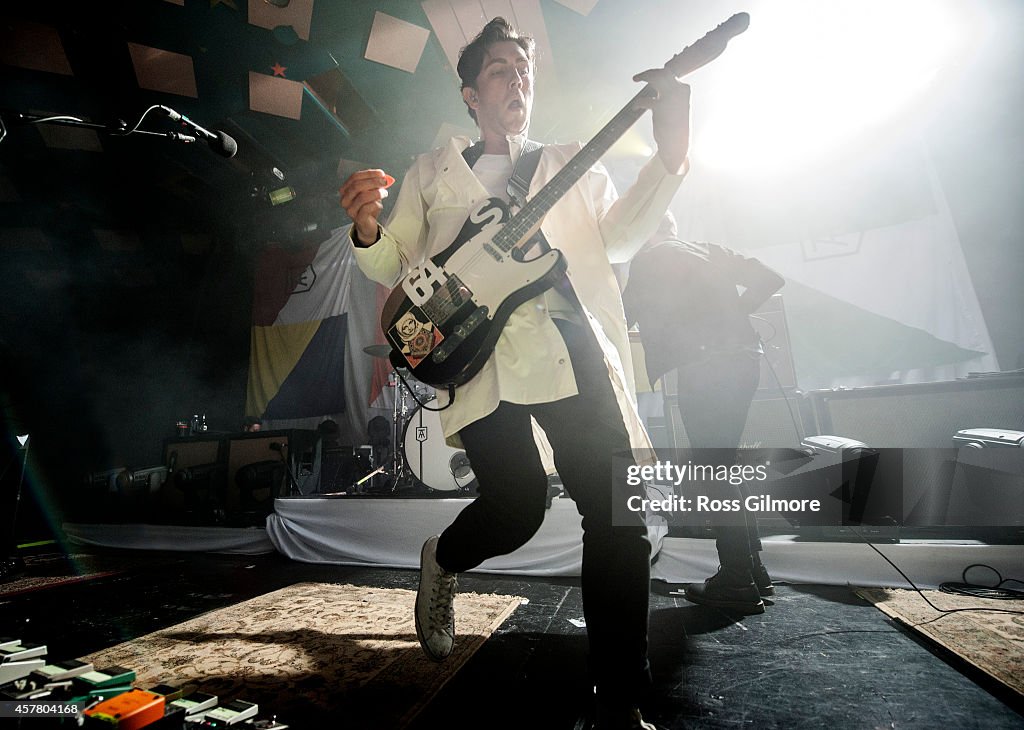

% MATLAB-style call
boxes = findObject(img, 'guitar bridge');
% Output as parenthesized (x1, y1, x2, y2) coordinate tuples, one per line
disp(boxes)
(431, 306, 489, 363)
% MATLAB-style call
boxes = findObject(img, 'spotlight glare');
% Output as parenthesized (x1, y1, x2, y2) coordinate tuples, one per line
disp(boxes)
(692, 0, 975, 177)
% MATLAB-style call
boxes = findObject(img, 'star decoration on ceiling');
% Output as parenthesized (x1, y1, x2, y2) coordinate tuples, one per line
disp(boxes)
(271, 62, 287, 78)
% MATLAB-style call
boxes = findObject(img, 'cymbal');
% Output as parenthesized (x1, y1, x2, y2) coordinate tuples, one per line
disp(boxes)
(362, 344, 393, 359)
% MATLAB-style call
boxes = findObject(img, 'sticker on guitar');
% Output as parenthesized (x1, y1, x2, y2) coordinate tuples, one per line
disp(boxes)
(389, 306, 444, 368)
(401, 260, 449, 307)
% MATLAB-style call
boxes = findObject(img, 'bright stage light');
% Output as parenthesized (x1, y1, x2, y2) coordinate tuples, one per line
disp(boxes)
(691, 0, 978, 177)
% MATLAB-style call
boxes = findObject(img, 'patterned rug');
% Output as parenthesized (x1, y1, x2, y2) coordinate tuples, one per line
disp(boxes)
(856, 587, 1024, 697)
(83, 582, 523, 728)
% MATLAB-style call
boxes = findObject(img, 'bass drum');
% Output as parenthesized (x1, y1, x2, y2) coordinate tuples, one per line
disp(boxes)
(402, 403, 475, 492)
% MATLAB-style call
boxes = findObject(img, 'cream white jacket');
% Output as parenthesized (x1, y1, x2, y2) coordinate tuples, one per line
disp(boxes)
(353, 134, 684, 452)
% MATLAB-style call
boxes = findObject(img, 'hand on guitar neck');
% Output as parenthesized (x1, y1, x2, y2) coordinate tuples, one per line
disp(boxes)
(631, 11, 750, 174)
(631, 67, 691, 174)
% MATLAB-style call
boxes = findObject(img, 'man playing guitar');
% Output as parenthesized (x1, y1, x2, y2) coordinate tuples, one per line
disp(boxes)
(341, 16, 693, 728)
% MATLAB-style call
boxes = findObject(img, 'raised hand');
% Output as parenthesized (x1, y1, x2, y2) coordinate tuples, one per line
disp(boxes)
(339, 169, 395, 245)
(632, 67, 691, 174)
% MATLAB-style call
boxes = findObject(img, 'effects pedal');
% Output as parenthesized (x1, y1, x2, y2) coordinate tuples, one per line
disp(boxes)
(83, 688, 165, 729)
(0, 658, 45, 686)
(192, 698, 258, 726)
(170, 689, 218, 720)
(0, 640, 47, 663)
(70, 665, 136, 704)
(32, 658, 95, 683)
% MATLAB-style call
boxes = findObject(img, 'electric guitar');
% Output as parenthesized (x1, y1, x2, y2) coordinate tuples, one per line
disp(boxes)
(382, 13, 750, 387)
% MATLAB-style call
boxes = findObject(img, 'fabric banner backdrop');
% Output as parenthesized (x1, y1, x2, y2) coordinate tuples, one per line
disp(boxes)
(669, 135, 999, 391)
(246, 226, 393, 444)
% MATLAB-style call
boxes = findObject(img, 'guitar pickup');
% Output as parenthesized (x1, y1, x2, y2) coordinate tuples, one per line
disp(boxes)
(423, 275, 472, 326)
(431, 306, 488, 363)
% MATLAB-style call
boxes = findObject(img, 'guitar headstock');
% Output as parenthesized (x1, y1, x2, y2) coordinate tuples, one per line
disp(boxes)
(664, 12, 750, 80)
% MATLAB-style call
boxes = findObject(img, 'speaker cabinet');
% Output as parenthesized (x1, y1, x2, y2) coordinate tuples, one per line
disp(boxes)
(806, 375, 1024, 448)
(159, 430, 316, 522)
(662, 382, 812, 450)
(160, 438, 225, 514)
(225, 430, 317, 512)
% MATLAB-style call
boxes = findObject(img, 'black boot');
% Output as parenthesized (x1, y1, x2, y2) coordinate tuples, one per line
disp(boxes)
(751, 554, 774, 597)
(684, 566, 764, 615)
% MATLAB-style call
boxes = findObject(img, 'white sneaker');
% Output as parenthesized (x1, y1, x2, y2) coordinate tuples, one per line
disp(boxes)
(415, 535, 458, 661)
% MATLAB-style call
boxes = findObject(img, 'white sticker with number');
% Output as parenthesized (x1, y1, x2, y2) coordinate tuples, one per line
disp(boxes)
(402, 260, 448, 307)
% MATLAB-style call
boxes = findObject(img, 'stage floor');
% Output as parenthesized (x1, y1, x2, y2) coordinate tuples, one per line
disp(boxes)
(4, 547, 1022, 729)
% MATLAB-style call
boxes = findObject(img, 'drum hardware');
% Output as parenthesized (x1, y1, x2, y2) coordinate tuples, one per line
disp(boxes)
(362, 343, 393, 359)
(360, 344, 475, 494)
(401, 401, 475, 492)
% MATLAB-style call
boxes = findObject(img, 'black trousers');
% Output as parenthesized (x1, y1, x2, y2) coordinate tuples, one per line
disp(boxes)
(675, 350, 763, 570)
(435, 321, 652, 704)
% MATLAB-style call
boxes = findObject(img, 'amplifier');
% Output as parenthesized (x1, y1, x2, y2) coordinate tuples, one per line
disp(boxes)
(952, 428, 1024, 448)
(806, 375, 1024, 448)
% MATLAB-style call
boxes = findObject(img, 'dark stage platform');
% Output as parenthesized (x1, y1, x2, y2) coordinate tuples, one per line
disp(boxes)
(1, 548, 1021, 729)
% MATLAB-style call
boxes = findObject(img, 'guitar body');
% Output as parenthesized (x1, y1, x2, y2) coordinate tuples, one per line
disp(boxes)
(381, 197, 566, 387)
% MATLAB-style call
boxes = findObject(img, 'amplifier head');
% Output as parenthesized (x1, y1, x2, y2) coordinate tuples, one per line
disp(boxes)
(953, 428, 1024, 448)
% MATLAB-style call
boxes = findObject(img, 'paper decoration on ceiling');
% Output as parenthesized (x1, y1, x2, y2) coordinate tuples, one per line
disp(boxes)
(305, 67, 377, 136)
(211, 0, 238, 9)
(271, 62, 288, 77)
(364, 11, 431, 74)
(0, 20, 73, 75)
(163, 0, 185, 6)
(248, 0, 314, 42)
(249, 71, 304, 120)
(554, 0, 599, 16)
(420, 0, 553, 79)
(127, 43, 199, 98)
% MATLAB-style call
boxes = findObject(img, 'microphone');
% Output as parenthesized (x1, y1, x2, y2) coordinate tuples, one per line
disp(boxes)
(160, 106, 237, 157)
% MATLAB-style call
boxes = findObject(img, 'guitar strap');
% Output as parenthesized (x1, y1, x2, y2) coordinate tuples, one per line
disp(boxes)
(462, 140, 550, 257)
(460, 140, 545, 211)
(506, 139, 544, 210)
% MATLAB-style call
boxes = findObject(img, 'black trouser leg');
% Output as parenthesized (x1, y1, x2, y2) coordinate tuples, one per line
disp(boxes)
(437, 321, 652, 706)
(435, 402, 549, 573)
(676, 353, 762, 570)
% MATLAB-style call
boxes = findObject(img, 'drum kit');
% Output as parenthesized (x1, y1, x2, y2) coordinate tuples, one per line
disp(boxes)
(362, 344, 476, 494)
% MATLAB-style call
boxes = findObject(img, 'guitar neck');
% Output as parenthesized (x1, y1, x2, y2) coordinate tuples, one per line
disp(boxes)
(491, 12, 749, 253)
(493, 89, 652, 252)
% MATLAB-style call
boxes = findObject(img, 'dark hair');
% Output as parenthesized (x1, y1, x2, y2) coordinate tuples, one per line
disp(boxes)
(457, 17, 535, 122)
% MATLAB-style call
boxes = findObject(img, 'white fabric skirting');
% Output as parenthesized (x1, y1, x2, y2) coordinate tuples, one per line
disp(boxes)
(63, 522, 276, 555)
(64, 499, 1024, 590)
(266, 496, 588, 576)
(266, 497, 1024, 589)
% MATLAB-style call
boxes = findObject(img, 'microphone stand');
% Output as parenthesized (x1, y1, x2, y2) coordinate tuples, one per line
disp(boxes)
(0, 107, 213, 148)
(271, 444, 301, 497)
